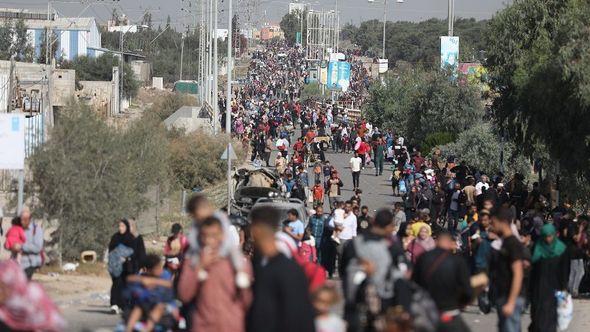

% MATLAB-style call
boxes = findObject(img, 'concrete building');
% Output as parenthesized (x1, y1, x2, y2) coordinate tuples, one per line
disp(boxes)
(0, 8, 101, 62)
(0, 60, 75, 112)
(259, 24, 283, 41)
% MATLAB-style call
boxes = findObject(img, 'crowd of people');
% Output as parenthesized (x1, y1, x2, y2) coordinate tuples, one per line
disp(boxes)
(1, 40, 588, 332)
(102, 42, 587, 332)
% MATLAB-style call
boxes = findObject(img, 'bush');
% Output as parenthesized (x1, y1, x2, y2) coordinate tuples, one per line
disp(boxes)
(421, 132, 456, 155)
(301, 83, 323, 101)
(149, 92, 197, 122)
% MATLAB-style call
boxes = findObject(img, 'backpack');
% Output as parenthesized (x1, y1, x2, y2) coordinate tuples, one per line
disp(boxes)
(405, 280, 439, 332)
(313, 185, 324, 200)
(281, 235, 327, 292)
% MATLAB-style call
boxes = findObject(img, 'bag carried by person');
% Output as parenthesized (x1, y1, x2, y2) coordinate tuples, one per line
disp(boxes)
(556, 290, 573, 331)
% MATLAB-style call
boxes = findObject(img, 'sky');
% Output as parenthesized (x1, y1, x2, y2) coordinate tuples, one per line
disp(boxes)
(8, 0, 513, 29)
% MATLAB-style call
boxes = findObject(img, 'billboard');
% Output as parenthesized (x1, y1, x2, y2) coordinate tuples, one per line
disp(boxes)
(440, 36, 459, 73)
(327, 61, 351, 91)
(0, 113, 25, 170)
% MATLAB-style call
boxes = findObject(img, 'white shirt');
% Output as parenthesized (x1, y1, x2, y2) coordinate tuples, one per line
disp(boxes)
(350, 157, 362, 172)
(475, 181, 489, 196)
(339, 213, 358, 240)
(333, 208, 345, 225)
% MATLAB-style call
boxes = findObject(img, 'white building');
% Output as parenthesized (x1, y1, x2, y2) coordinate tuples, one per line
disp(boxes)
(0, 8, 101, 62)
(289, 2, 309, 14)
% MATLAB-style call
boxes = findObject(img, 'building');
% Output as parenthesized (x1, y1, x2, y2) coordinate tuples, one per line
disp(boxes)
(259, 24, 283, 41)
(0, 8, 101, 62)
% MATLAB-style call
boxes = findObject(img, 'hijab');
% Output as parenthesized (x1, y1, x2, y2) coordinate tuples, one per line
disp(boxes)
(415, 226, 436, 251)
(531, 223, 566, 263)
(109, 218, 135, 251)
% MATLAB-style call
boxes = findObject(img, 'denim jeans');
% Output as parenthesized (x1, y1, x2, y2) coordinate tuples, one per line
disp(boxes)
(568, 259, 585, 296)
(496, 296, 525, 332)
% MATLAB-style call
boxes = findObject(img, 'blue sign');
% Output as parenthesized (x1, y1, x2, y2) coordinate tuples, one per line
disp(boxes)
(11, 116, 20, 132)
(326, 61, 351, 91)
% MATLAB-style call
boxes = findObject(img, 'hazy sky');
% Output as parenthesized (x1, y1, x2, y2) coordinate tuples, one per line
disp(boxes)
(9, 0, 513, 28)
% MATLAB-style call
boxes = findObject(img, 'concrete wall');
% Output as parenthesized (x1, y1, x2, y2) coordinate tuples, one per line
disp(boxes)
(51, 69, 76, 107)
(130, 60, 152, 85)
(75, 80, 113, 117)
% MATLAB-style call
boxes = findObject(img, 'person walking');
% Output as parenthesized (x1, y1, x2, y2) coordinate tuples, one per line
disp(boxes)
(373, 136, 385, 176)
(327, 171, 344, 210)
(350, 152, 362, 191)
(178, 216, 253, 332)
(489, 208, 527, 332)
(108, 219, 136, 314)
(247, 206, 315, 332)
(412, 231, 473, 332)
(20, 208, 44, 280)
(528, 224, 569, 332)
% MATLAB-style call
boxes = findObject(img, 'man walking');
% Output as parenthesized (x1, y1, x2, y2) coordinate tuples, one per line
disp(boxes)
(490, 208, 527, 332)
(413, 230, 473, 332)
(350, 152, 362, 191)
(20, 208, 44, 279)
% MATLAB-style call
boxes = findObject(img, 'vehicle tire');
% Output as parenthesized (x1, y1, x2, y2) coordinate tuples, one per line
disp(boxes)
(320, 141, 329, 151)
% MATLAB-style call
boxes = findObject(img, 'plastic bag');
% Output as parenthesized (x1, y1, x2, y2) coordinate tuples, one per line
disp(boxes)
(555, 290, 573, 331)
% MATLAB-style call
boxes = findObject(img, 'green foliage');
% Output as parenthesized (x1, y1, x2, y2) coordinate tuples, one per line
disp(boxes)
(485, 0, 590, 191)
(61, 54, 139, 99)
(300, 83, 323, 101)
(280, 11, 307, 46)
(101, 26, 200, 84)
(30, 102, 168, 259)
(421, 132, 456, 154)
(438, 122, 530, 177)
(0, 19, 33, 61)
(346, 18, 488, 66)
(364, 68, 484, 145)
(148, 92, 197, 121)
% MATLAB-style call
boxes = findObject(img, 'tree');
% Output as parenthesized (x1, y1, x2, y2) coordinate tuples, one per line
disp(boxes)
(0, 21, 12, 60)
(485, 0, 590, 181)
(364, 68, 484, 146)
(438, 122, 530, 177)
(30, 102, 168, 259)
(280, 11, 306, 46)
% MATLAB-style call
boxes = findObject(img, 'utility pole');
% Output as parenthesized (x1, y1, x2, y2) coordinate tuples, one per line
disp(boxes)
(226, 0, 233, 213)
(46, 1, 53, 125)
(179, 33, 185, 81)
(447, 0, 455, 36)
(119, 30, 123, 114)
(382, 0, 387, 59)
(212, 0, 219, 134)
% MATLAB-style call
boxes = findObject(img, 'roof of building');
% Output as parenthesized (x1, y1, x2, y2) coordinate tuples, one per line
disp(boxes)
(0, 8, 97, 31)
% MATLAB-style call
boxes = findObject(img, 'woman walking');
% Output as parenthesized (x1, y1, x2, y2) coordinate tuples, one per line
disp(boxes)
(528, 224, 569, 332)
(108, 219, 136, 314)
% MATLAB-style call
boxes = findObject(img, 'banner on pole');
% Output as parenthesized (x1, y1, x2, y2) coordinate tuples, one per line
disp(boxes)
(440, 36, 460, 74)
(0, 113, 25, 170)
(326, 61, 351, 91)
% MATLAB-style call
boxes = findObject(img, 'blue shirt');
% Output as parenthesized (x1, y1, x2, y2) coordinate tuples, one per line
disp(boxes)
(288, 219, 305, 240)
(309, 215, 326, 238)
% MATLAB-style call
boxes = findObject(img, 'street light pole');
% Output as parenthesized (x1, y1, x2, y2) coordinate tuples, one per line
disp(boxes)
(382, 0, 387, 59)
(447, 0, 455, 36)
(213, 0, 219, 134)
(226, 0, 233, 213)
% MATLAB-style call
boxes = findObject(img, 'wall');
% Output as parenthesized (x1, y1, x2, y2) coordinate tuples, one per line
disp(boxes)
(75, 80, 113, 117)
(130, 60, 152, 85)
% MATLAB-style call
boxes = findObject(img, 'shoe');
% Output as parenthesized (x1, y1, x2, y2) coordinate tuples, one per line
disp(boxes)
(110, 305, 120, 315)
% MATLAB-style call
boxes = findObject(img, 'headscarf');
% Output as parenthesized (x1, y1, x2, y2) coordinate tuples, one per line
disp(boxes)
(108, 219, 135, 251)
(0, 260, 67, 331)
(531, 224, 566, 263)
(415, 226, 436, 251)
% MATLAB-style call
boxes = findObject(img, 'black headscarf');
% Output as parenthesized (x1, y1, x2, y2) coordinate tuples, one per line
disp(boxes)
(108, 219, 135, 251)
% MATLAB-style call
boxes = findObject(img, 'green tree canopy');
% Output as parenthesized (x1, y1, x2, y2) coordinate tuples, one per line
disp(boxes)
(364, 68, 484, 146)
(280, 11, 307, 46)
(485, 0, 590, 179)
